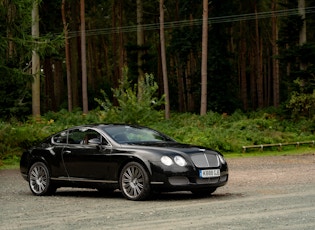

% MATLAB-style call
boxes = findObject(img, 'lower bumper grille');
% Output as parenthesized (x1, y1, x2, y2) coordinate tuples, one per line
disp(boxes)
(168, 174, 228, 186)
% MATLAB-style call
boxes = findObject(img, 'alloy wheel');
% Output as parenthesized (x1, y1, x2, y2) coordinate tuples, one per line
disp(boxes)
(120, 162, 150, 200)
(29, 162, 50, 195)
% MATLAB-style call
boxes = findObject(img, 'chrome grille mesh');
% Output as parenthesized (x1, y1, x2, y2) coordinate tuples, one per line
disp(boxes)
(190, 153, 219, 168)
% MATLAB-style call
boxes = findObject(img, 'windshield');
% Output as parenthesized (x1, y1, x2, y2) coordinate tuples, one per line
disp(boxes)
(101, 125, 174, 144)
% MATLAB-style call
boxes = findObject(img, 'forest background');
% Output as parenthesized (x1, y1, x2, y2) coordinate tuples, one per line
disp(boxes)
(1, 0, 315, 166)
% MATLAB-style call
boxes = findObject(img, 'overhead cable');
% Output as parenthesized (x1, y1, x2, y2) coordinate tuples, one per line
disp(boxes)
(64, 6, 315, 38)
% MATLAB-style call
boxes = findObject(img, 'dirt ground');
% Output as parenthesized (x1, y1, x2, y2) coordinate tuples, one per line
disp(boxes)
(1, 154, 315, 230)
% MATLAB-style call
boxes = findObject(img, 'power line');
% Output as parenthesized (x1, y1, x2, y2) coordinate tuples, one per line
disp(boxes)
(65, 6, 315, 38)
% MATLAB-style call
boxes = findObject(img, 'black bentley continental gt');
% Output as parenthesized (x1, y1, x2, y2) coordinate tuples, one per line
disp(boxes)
(20, 124, 228, 200)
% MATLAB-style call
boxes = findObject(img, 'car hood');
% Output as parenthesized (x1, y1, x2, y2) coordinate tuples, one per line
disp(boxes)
(121, 141, 218, 155)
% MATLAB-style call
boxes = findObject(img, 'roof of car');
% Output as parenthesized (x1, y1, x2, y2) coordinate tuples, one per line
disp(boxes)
(67, 123, 141, 130)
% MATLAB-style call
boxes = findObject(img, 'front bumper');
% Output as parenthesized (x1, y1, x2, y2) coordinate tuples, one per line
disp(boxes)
(149, 160, 228, 191)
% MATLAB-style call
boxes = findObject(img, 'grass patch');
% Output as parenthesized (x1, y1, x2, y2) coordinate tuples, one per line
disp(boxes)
(0, 155, 20, 170)
(225, 146, 315, 158)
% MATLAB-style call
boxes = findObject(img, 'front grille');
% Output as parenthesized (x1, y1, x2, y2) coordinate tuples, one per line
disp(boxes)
(190, 152, 219, 168)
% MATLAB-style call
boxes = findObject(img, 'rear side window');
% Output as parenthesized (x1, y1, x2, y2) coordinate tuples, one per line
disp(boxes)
(69, 128, 102, 145)
(52, 129, 107, 145)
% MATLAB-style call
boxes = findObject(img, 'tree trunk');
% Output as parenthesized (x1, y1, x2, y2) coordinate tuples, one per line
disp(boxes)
(250, 51, 257, 109)
(53, 60, 64, 109)
(173, 57, 185, 112)
(240, 21, 248, 110)
(298, 0, 306, 45)
(32, 0, 40, 118)
(6, 2, 15, 59)
(80, 0, 88, 114)
(69, 3, 80, 108)
(43, 58, 55, 112)
(187, 13, 196, 112)
(160, 0, 170, 119)
(112, 3, 119, 89)
(112, 0, 124, 87)
(87, 34, 96, 89)
(272, 0, 280, 108)
(255, 2, 264, 108)
(200, 0, 208, 115)
(118, 0, 125, 81)
(137, 0, 145, 98)
(61, 0, 72, 112)
(174, 0, 185, 112)
(102, 38, 112, 83)
(298, 0, 307, 72)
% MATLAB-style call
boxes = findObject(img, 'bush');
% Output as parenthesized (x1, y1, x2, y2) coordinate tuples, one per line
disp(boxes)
(95, 68, 164, 124)
(286, 91, 315, 118)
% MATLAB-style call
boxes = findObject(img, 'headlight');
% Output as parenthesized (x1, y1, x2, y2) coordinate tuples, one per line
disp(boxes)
(161, 155, 187, 167)
(218, 154, 226, 164)
(174, 156, 187, 166)
(161, 156, 173, 166)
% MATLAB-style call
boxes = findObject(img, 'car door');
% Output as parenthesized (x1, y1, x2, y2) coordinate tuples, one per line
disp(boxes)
(62, 128, 114, 181)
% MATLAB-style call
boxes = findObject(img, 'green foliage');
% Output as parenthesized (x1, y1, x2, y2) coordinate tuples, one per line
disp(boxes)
(151, 110, 315, 153)
(95, 68, 164, 124)
(40, 108, 109, 128)
(286, 90, 315, 119)
(0, 1, 34, 119)
(2, 108, 315, 167)
(0, 68, 32, 119)
(0, 121, 49, 165)
(0, 0, 65, 120)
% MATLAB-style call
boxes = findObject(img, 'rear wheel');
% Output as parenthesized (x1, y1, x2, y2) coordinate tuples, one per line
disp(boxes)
(28, 162, 55, 196)
(119, 162, 150, 201)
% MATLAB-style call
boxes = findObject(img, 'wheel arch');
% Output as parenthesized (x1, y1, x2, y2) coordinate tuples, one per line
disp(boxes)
(27, 155, 51, 179)
(117, 155, 153, 181)
(118, 157, 152, 200)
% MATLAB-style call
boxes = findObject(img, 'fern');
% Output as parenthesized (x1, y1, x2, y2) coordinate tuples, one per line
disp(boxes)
(95, 68, 164, 124)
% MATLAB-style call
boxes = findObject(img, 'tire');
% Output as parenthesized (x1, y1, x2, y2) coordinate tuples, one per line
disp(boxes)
(28, 162, 55, 196)
(119, 162, 151, 201)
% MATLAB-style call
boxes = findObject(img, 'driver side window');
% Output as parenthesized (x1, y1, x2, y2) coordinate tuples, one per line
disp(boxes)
(67, 129, 85, 144)
(65, 129, 97, 145)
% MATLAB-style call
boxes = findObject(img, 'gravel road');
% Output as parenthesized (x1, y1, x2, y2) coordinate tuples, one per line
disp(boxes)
(1, 154, 314, 230)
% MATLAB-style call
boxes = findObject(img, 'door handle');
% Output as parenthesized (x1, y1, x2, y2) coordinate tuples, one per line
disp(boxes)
(64, 150, 71, 154)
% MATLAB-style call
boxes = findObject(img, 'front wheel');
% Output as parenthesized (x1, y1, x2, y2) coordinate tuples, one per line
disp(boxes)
(119, 162, 151, 201)
(28, 162, 55, 196)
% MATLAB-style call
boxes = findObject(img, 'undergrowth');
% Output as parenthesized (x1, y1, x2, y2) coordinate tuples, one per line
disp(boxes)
(1, 73, 315, 167)
(2, 109, 315, 166)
